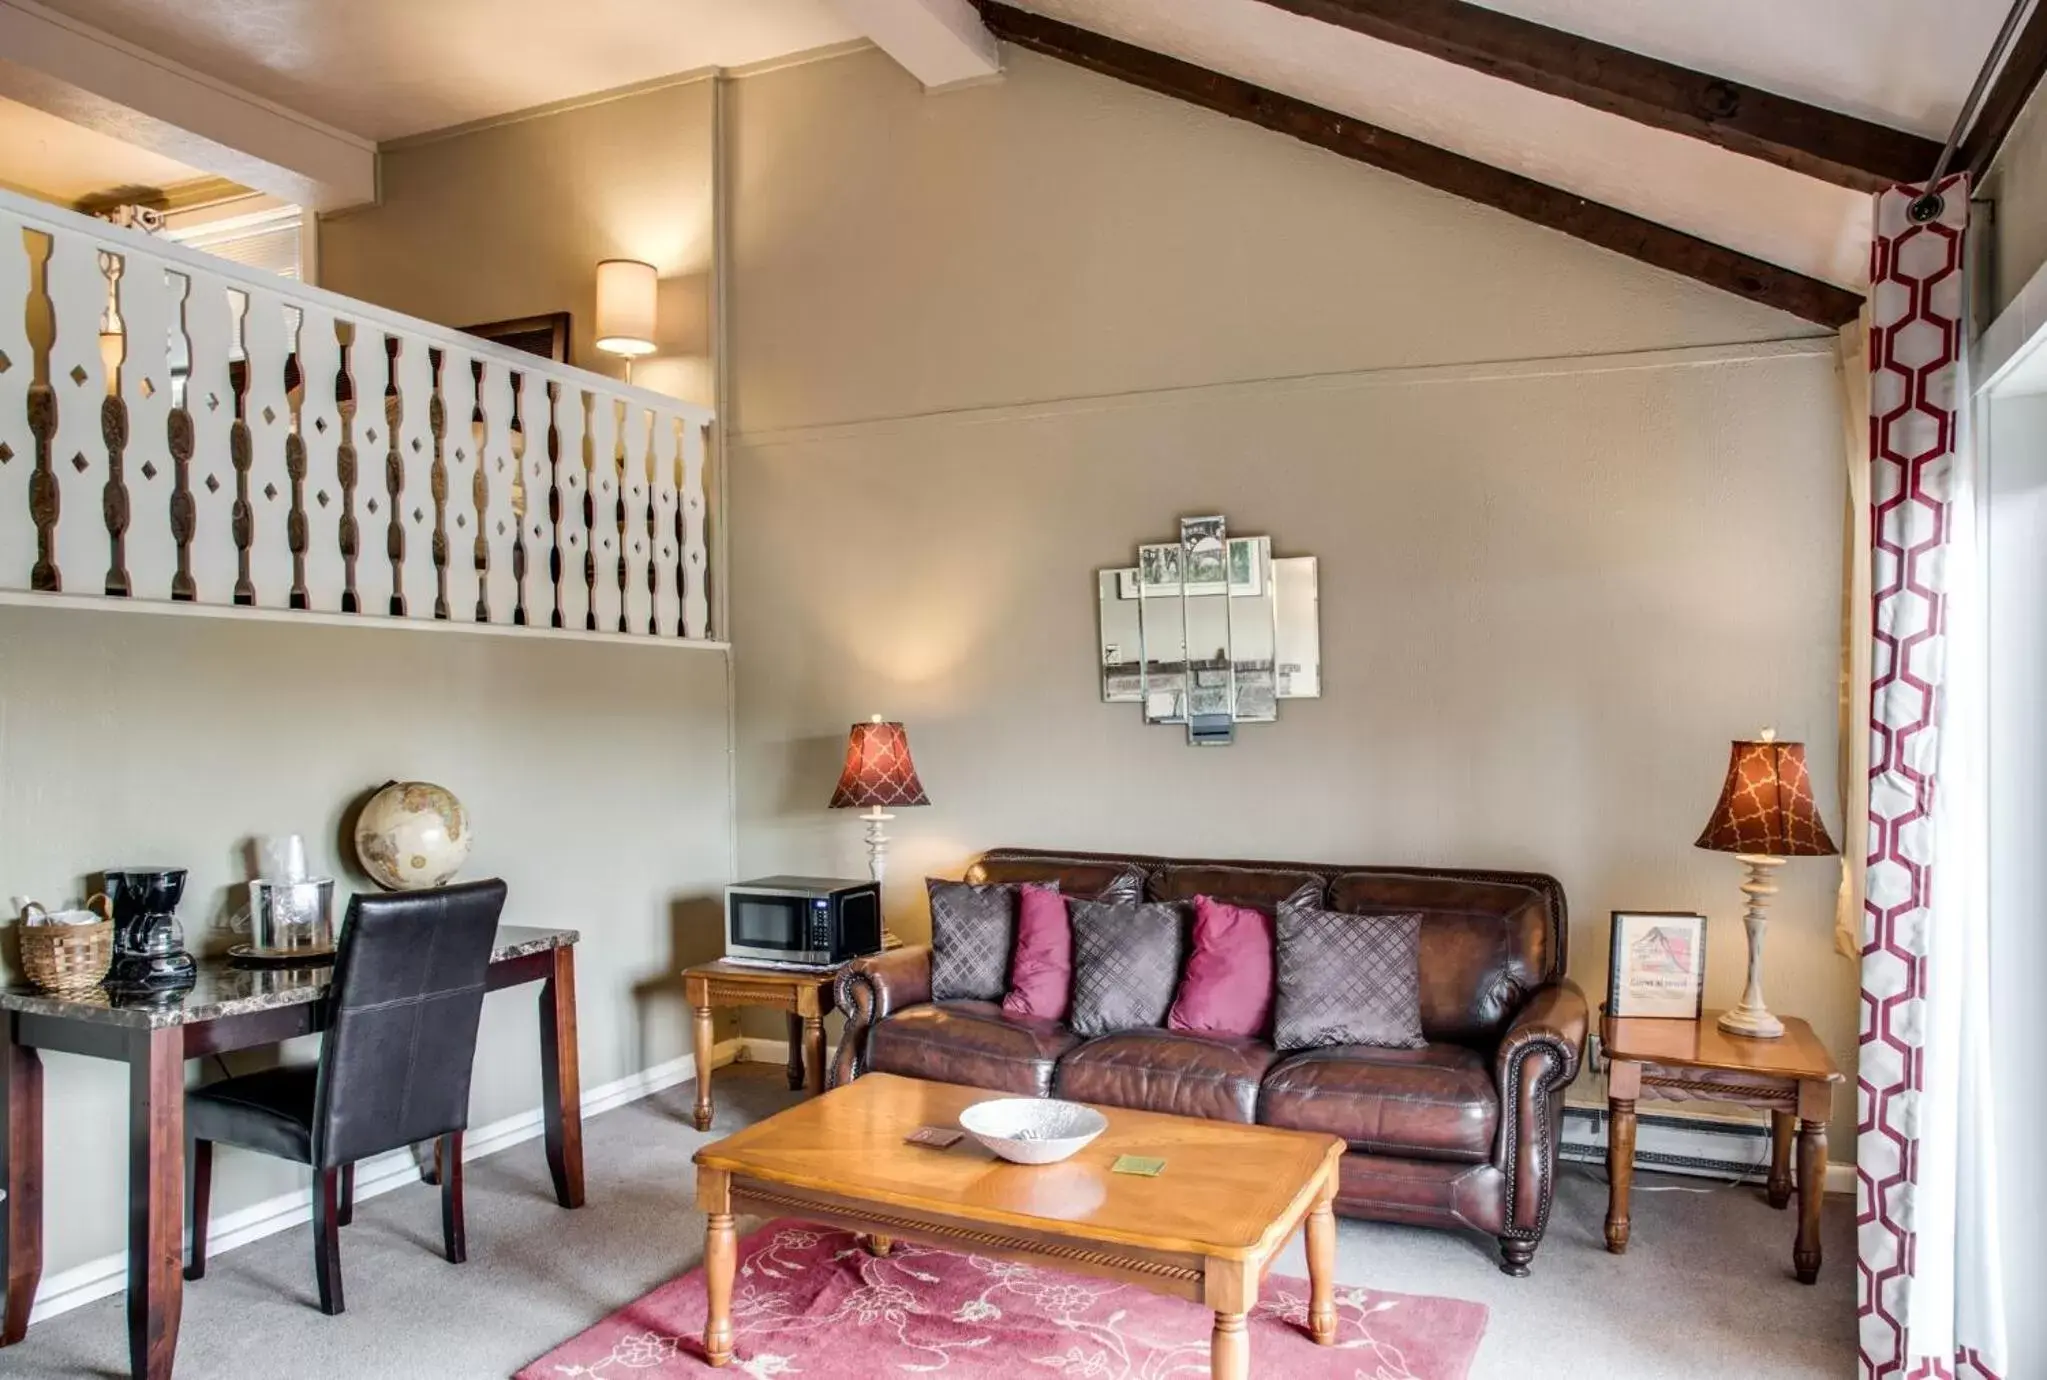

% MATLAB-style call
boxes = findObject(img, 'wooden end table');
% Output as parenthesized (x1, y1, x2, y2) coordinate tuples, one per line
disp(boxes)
(694, 1073, 1344, 1379)
(683, 960, 837, 1132)
(1602, 1010, 1842, 1283)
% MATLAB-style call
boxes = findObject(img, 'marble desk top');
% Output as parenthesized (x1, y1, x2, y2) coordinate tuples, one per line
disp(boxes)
(0, 924, 577, 1029)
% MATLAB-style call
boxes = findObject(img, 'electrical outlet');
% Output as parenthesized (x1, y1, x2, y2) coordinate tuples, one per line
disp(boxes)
(1586, 1032, 1605, 1073)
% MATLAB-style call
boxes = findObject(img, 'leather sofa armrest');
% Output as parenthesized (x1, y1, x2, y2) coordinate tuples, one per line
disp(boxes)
(1492, 979, 1588, 1256)
(830, 946, 933, 1088)
(1495, 978, 1588, 1089)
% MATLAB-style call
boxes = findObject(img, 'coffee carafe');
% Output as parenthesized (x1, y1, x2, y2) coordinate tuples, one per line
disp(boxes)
(101, 867, 198, 995)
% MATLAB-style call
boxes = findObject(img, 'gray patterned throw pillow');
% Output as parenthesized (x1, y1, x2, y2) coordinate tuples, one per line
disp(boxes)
(1067, 898, 1186, 1037)
(1273, 904, 1427, 1052)
(929, 879, 1040, 1003)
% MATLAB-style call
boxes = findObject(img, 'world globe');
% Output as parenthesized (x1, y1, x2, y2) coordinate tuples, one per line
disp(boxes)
(354, 781, 472, 891)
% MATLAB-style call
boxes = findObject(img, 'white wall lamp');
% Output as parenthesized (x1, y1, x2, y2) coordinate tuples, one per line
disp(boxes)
(594, 258, 658, 383)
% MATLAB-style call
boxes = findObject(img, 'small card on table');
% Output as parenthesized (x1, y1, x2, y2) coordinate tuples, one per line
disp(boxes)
(905, 1125, 965, 1150)
(1111, 1155, 1166, 1177)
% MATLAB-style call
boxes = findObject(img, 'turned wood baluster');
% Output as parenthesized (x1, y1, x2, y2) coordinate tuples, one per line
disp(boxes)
(0, 206, 32, 590)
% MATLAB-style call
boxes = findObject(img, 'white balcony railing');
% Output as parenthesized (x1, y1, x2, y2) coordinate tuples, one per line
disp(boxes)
(0, 188, 715, 642)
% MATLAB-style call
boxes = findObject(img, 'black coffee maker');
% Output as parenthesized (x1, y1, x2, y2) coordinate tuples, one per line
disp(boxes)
(101, 868, 198, 995)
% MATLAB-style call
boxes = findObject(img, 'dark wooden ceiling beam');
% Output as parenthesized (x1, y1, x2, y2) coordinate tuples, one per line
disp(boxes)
(1962, 1, 2047, 180)
(1249, 0, 1940, 194)
(976, 3, 1863, 327)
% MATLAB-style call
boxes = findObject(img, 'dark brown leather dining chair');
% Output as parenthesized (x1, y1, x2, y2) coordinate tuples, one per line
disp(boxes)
(183, 878, 509, 1315)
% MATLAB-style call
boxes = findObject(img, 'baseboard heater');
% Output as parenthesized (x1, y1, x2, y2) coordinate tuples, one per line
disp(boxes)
(1560, 1104, 1772, 1181)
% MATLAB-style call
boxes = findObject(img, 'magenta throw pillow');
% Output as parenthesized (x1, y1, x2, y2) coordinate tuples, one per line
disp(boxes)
(1001, 885, 1072, 1020)
(1168, 894, 1276, 1039)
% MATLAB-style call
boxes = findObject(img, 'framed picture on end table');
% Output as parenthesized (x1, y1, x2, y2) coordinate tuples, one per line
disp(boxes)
(1606, 911, 1707, 1020)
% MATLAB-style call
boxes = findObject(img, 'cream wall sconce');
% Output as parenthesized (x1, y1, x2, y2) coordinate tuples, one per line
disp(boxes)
(594, 258, 658, 382)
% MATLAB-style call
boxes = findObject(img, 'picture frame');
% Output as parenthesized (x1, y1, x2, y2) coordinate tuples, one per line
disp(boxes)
(459, 311, 572, 365)
(1606, 911, 1707, 1020)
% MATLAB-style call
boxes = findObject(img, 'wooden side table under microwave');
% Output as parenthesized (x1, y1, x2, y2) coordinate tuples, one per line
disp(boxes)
(683, 961, 837, 1132)
(1601, 1010, 1843, 1283)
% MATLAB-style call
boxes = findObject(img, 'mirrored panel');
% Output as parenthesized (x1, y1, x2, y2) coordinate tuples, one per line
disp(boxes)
(1274, 555, 1322, 699)
(1228, 536, 1277, 722)
(1138, 543, 1187, 723)
(1098, 568, 1143, 702)
(1181, 515, 1233, 741)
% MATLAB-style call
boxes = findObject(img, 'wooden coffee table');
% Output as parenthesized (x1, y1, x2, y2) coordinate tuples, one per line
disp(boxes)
(693, 1073, 1345, 1379)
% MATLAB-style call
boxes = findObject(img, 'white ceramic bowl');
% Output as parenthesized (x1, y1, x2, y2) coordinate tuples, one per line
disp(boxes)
(959, 1097, 1109, 1165)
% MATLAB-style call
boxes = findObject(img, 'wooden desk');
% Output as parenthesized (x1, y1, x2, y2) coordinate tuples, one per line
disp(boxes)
(0, 924, 583, 1380)
(683, 961, 836, 1132)
(1602, 1010, 1841, 1283)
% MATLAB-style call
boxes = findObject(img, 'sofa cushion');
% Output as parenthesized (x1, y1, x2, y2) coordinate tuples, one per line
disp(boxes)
(1002, 884, 1073, 1021)
(1272, 904, 1427, 1052)
(1149, 864, 1325, 914)
(1067, 898, 1185, 1037)
(1055, 1029, 1278, 1124)
(1168, 895, 1274, 1039)
(966, 853, 1145, 903)
(1258, 1043, 1499, 1163)
(929, 879, 1042, 1003)
(864, 1001, 1080, 1098)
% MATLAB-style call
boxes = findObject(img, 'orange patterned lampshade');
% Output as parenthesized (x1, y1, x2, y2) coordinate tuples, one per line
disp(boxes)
(1694, 734, 1837, 858)
(829, 718, 930, 810)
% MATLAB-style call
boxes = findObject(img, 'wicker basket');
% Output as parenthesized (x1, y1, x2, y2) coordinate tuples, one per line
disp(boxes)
(18, 896, 115, 993)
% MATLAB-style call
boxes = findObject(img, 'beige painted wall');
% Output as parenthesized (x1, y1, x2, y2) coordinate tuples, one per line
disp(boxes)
(1986, 82, 2047, 320)
(319, 78, 717, 410)
(725, 47, 1858, 1149)
(0, 605, 732, 1278)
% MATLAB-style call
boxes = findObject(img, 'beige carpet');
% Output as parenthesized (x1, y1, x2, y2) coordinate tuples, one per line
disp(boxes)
(7, 1063, 1853, 1378)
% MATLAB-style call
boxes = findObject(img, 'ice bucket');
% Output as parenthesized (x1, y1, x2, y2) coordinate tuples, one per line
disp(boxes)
(245, 878, 336, 958)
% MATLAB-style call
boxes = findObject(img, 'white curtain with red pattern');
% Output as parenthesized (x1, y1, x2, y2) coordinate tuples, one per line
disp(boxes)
(1859, 177, 2007, 1380)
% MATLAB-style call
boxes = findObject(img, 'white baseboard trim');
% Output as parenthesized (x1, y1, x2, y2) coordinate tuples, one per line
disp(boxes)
(1560, 1104, 1855, 1196)
(27, 1037, 745, 1328)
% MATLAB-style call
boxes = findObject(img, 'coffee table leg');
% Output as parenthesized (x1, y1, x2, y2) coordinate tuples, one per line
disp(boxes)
(1211, 1313, 1248, 1380)
(863, 1234, 893, 1258)
(1307, 1169, 1337, 1345)
(1207, 1259, 1251, 1380)
(700, 1169, 735, 1367)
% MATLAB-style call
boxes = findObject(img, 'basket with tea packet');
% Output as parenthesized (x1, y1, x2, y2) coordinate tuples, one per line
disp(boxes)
(18, 894, 115, 993)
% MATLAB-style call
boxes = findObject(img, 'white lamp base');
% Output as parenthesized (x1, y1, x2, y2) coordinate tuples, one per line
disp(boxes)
(1716, 854, 1787, 1041)
(860, 806, 905, 951)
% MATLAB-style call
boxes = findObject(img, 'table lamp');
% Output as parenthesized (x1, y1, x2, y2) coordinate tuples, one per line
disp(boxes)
(829, 716, 930, 890)
(1694, 729, 1838, 1039)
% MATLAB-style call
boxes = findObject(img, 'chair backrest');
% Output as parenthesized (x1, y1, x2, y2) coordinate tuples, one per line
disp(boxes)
(312, 879, 508, 1168)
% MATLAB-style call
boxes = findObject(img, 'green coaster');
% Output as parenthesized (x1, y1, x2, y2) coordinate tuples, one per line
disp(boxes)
(1111, 1155, 1166, 1177)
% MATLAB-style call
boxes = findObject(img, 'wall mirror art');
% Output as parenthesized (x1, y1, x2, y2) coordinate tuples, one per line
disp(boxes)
(1097, 515, 1319, 744)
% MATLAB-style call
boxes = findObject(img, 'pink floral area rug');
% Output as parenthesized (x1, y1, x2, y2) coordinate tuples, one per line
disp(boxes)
(519, 1219, 1488, 1379)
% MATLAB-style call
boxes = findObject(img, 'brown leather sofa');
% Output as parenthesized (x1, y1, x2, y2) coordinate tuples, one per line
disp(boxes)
(832, 847, 1589, 1275)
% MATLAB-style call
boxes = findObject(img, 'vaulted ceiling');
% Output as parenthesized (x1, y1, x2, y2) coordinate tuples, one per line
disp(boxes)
(15, 0, 2035, 318)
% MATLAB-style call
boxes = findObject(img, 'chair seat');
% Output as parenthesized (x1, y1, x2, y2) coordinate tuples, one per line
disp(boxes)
(187, 1064, 318, 1164)
(1258, 1043, 1499, 1163)
(865, 1001, 1080, 1097)
(1054, 1029, 1277, 1123)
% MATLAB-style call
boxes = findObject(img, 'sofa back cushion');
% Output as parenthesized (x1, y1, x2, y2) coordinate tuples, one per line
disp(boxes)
(1326, 871, 1555, 1043)
(966, 853, 1145, 903)
(1149, 864, 1324, 914)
